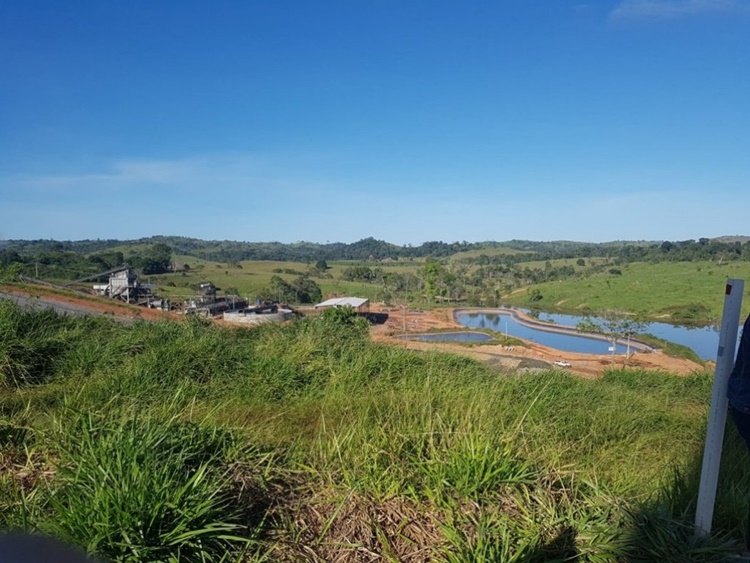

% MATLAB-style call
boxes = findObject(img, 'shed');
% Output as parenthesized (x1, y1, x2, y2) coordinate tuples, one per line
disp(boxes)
(314, 297, 370, 313)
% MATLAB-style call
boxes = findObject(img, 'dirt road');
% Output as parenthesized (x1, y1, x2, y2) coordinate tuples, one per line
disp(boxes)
(0, 286, 180, 323)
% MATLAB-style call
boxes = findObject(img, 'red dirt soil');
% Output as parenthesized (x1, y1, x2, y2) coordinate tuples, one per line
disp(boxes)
(0, 285, 182, 322)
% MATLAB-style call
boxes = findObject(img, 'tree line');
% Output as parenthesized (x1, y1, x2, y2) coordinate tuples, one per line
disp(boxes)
(0, 243, 173, 281)
(4, 236, 749, 265)
(461, 238, 750, 267)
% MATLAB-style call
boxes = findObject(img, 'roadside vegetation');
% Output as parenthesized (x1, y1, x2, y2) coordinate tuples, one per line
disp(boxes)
(1, 300, 748, 561)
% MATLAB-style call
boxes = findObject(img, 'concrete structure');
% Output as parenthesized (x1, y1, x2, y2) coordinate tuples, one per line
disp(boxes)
(92, 267, 152, 304)
(314, 297, 370, 313)
(223, 307, 293, 326)
(184, 296, 247, 316)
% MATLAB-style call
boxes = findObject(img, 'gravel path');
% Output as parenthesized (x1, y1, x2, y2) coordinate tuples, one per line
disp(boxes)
(0, 291, 134, 324)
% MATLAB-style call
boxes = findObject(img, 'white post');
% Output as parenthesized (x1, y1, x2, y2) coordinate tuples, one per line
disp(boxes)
(627, 334, 631, 358)
(695, 278, 744, 536)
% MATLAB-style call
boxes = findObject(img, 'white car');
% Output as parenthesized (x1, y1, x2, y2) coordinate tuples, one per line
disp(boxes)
(554, 361, 572, 368)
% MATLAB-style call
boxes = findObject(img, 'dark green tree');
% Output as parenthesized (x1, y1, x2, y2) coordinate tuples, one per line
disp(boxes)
(140, 243, 173, 275)
(259, 275, 322, 304)
(577, 311, 646, 362)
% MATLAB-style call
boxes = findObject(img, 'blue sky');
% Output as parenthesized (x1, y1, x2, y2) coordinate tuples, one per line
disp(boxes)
(1, 0, 748, 245)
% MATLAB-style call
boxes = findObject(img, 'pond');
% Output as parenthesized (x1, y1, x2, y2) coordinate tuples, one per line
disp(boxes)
(532, 311, 723, 361)
(399, 331, 494, 343)
(456, 311, 630, 355)
(456, 309, 732, 360)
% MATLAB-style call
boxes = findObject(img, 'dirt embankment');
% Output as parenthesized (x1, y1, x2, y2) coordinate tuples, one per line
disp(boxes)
(0, 285, 182, 323)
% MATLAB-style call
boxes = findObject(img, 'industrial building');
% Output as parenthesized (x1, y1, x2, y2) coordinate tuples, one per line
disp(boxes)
(90, 267, 155, 304)
(183, 281, 247, 316)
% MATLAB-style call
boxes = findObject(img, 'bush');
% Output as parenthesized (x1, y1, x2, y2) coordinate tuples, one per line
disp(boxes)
(0, 301, 76, 386)
(44, 412, 250, 562)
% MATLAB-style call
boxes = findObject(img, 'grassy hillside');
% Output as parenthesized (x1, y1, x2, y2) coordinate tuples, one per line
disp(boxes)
(143, 257, 424, 303)
(1, 300, 748, 560)
(504, 260, 750, 322)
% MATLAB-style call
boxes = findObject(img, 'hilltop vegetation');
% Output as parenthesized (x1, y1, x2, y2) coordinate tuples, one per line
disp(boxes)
(0, 300, 748, 561)
(3, 234, 750, 267)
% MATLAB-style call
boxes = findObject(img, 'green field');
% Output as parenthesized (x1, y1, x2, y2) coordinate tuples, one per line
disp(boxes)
(139, 256, 424, 304)
(1, 300, 748, 560)
(504, 260, 750, 322)
(512, 257, 609, 269)
(136, 257, 750, 323)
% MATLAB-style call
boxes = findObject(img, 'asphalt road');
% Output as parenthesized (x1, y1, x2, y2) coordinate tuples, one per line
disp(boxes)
(0, 291, 134, 324)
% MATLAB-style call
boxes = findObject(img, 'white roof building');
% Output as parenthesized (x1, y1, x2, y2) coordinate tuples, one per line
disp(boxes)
(314, 297, 370, 311)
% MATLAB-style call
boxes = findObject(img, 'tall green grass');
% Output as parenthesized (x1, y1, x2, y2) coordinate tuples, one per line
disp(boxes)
(45, 412, 251, 562)
(0, 299, 747, 560)
(0, 406, 272, 561)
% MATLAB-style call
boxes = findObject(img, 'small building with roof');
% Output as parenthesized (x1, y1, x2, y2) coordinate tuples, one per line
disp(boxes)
(314, 297, 370, 313)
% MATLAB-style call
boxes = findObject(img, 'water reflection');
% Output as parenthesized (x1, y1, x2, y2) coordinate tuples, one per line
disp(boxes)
(457, 311, 628, 355)
(533, 311, 722, 361)
(457, 309, 728, 360)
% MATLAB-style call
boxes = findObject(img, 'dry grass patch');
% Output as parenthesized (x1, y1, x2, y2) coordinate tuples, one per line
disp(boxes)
(269, 486, 445, 562)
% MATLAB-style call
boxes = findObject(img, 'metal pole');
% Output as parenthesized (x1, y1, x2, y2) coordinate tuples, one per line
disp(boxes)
(402, 304, 408, 348)
(695, 278, 744, 536)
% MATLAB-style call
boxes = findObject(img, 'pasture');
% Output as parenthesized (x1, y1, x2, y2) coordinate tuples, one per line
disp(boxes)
(503, 260, 750, 322)
(147, 256, 424, 303)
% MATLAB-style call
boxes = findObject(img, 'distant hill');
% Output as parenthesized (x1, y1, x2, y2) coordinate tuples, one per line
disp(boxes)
(713, 235, 750, 244)
(0, 235, 645, 263)
(0, 236, 482, 263)
(2, 235, 748, 267)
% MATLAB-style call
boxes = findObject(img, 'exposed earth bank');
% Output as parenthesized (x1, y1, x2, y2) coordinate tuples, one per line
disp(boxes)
(0, 285, 182, 322)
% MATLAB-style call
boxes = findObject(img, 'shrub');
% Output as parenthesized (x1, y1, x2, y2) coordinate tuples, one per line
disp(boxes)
(45, 413, 249, 562)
